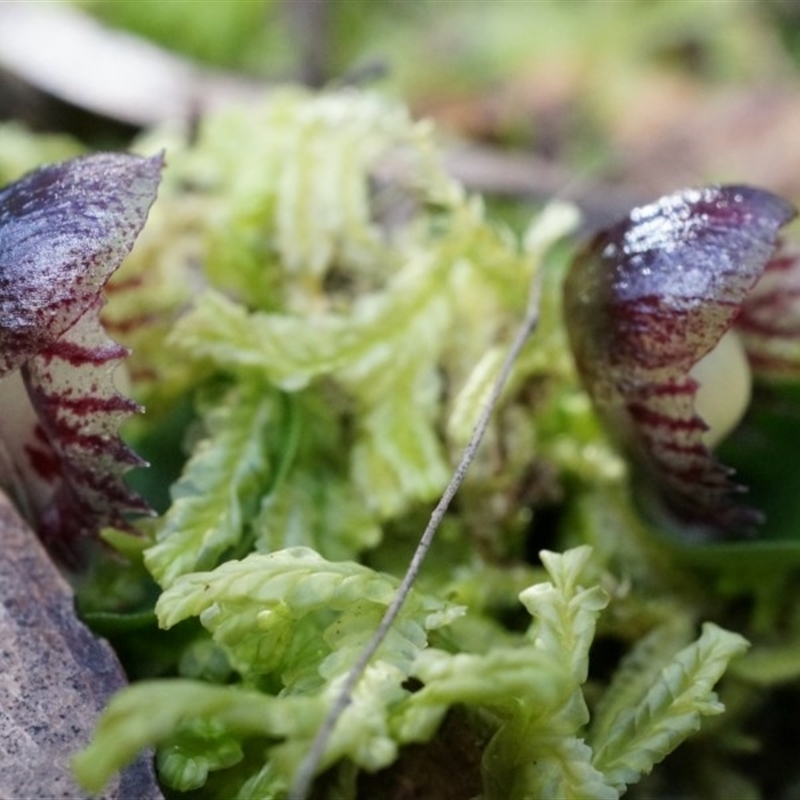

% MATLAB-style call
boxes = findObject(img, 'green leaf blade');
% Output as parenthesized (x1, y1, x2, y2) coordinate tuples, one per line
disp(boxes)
(145, 385, 280, 587)
(590, 622, 749, 792)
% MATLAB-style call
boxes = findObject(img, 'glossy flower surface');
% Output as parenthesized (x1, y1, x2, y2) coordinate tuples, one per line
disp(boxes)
(564, 186, 796, 537)
(0, 153, 162, 554)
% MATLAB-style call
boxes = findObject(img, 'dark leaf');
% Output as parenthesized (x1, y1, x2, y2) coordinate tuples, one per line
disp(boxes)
(563, 185, 796, 537)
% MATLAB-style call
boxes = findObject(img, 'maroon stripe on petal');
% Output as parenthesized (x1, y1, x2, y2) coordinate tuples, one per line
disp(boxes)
(0, 152, 161, 556)
(23, 301, 154, 547)
(737, 247, 800, 381)
(564, 184, 796, 537)
(627, 402, 708, 433)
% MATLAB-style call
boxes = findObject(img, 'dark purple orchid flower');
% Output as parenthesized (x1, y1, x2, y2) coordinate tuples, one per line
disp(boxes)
(563, 186, 797, 538)
(0, 152, 162, 557)
(736, 247, 800, 381)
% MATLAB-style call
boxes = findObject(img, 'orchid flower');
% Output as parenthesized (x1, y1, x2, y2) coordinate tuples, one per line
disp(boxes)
(563, 186, 797, 539)
(0, 152, 162, 558)
(736, 246, 800, 382)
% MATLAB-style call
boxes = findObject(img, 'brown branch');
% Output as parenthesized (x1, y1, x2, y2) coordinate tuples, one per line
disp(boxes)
(0, 3, 267, 126)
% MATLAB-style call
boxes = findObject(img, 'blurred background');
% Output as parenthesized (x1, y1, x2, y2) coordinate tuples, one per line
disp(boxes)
(3, 0, 800, 226)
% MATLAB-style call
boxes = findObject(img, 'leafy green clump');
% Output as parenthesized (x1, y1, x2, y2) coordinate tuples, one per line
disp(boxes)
(76, 545, 465, 796)
(76, 547, 746, 798)
(120, 87, 584, 582)
(48, 88, 752, 798)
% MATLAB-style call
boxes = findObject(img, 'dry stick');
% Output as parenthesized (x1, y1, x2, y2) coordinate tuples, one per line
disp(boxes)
(288, 270, 543, 800)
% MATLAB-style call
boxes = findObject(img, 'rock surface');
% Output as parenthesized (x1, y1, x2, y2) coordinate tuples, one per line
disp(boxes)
(0, 492, 161, 799)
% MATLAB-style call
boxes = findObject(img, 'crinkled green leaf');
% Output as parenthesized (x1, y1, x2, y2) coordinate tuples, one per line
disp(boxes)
(491, 734, 618, 800)
(521, 546, 610, 685)
(252, 467, 380, 561)
(180, 89, 461, 307)
(169, 253, 453, 518)
(590, 622, 749, 792)
(390, 548, 615, 799)
(80, 546, 464, 795)
(155, 548, 462, 784)
(250, 387, 381, 560)
(145, 384, 281, 587)
(589, 619, 695, 751)
(75, 669, 402, 797)
(446, 347, 506, 445)
(271, 93, 419, 279)
(73, 680, 308, 794)
(170, 247, 451, 389)
(156, 546, 462, 684)
(350, 359, 450, 516)
(156, 719, 244, 792)
(168, 289, 347, 388)
(397, 646, 571, 743)
(479, 547, 616, 800)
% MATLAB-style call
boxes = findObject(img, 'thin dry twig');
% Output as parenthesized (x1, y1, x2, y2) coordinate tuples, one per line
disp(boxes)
(288, 268, 544, 800)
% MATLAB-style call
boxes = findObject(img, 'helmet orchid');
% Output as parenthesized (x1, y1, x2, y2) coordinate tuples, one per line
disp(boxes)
(564, 186, 796, 538)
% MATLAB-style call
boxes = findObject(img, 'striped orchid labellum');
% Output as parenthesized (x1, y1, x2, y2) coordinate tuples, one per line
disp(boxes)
(564, 186, 797, 539)
(0, 152, 162, 559)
